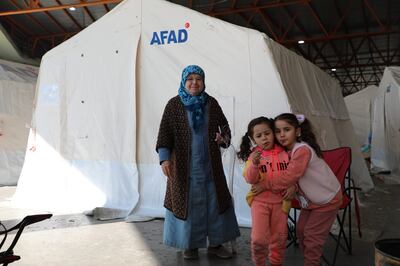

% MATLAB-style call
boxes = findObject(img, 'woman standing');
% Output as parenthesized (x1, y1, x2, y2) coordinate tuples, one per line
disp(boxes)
(156, 65, 240, 260)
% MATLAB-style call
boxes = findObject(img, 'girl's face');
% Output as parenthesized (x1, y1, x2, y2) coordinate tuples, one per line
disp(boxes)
(185, 73, 204, 96)
(251, 123, 274, 150)
(274, 119, 300, 150)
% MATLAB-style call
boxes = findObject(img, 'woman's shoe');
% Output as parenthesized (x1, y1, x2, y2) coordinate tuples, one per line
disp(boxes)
(183, 248, 198, 260)
(207, 245, 233, 259)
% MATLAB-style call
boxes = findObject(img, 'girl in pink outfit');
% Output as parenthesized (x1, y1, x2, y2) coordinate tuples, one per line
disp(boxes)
(265, 113, 342, 266)
(237, 117, 292, 266)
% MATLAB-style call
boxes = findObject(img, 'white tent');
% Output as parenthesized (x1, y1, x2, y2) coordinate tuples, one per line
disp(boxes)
(344, 85, 378, 154)
(0, 59, 38, 185)
(371, 67, 400, 180)
(13, 0, 373, 226)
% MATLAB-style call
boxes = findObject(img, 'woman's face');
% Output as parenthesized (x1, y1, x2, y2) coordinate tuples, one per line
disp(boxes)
(252, 123, 274, 150)
(274, 119, 300, 150)
(185, 73, 204, 96)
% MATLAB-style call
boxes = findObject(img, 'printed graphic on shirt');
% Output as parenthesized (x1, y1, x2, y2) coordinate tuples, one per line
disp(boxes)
(258, 156, 289, 174)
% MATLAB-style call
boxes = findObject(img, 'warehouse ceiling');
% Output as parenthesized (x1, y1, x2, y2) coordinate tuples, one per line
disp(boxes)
(0, 0, 398, 95)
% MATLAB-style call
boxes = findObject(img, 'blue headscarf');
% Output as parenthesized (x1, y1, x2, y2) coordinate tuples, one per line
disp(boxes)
(178, 65, 208, 131)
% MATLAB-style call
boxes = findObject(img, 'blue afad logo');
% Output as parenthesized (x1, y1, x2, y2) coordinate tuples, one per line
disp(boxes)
(150, 29, 188, 45)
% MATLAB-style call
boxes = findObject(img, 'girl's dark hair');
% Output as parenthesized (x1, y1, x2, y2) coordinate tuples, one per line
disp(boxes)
(274, 113, 323, 158)
(237, 116, 274, 161)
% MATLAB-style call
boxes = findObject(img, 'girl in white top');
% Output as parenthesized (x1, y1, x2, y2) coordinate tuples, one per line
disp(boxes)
(265, 113, 342, 266)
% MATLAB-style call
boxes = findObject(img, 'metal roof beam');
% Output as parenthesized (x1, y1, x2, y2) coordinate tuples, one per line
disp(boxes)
(317, 56, 395, 65)
(54, 0, 83, 30)
(207, 0, 216, 13)
(386, 0, 391, 61)
(331, 0, 354, 36)
(390, 50, 398, 62)
(335, 2, 368, 87)
(78, 0, 96, 22)
(258, 10, 280, 40)
(29, 0, 39, 8)
(10, 0, 51, 34)
(239, 12, 257, 28)
(237, 13, 257, 30)
(0, 0, 122, 16)
(287, 3, 355, 86)
(334, 70, 382, 76)
(305, 0, 360, 89)
(278, 10, 299, 42)
(305, 2, 328, 36)
(29, 31, 79, 40)
(208, 0, 308, 16)
(311, 42, 327, 62)
(2, 16, 49, 57)
(369, 37, 389, 64)
(321, 61, 400, 69)
(313, 49, 399, 60)
(292, 44, 309, 60)
(363, 0, 385, 29)
(341, 80, 379, 86)
(280, 28, 397, 44)
(361, 0, 378, 72)
(283, 7, 323, 63)
(2, 16, 31, 35)
(281, 6, 350, 84)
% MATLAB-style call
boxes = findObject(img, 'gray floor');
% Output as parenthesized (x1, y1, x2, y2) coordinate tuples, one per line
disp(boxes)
(1, 174, 399, 266)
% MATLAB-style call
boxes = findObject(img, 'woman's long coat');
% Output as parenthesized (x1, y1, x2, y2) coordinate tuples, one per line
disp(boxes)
(156, 95, 232, 220)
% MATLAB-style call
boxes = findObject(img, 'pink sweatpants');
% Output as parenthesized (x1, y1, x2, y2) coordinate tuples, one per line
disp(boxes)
(251, 201, 288, 266)
(296, 208, 339, 266)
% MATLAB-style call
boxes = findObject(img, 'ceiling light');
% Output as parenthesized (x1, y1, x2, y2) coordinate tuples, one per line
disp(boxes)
(331, 68, 337, 72)
(298, 40, 305, 44)
(69, 6, 76, 11)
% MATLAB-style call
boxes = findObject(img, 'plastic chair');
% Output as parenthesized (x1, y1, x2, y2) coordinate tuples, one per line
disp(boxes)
(0, 214, 52, 265)
(287, 147, 362, 265)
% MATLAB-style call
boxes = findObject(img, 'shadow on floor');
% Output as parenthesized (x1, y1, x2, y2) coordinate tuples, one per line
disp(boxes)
(1, 174, 398, 265)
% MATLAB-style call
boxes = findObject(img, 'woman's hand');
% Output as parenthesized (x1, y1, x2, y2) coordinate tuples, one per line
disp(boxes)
(215, 125, 230, 146)
(161, 160, 172, 179)
(214, 132, 224, 145)
(251, 151, 261, 165)
(251, 181, 267, 194)
(283, 185, 297, 200)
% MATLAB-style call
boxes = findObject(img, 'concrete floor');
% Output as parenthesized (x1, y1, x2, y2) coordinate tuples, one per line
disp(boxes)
(1, 174, 399, 266)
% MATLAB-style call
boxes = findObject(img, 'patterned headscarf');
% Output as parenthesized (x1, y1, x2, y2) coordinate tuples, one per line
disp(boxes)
(178, 65, 208, 131)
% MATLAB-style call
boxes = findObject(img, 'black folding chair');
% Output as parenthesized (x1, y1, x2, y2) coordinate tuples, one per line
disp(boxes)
(0, 214, 52, 265)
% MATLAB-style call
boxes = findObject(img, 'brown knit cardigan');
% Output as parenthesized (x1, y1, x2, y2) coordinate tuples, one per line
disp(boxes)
(156, 95, 233, 220)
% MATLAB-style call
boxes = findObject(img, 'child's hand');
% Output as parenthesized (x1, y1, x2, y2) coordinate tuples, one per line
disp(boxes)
(283, 185, 297, 200)
(251, 181, 267, 194)
(251, 150, 261, 165)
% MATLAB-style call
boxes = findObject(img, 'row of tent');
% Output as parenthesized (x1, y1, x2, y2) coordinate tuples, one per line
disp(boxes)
(345, 67, 400, 181)
(0, 59, 38, 185)
(0, 0, 376, 226)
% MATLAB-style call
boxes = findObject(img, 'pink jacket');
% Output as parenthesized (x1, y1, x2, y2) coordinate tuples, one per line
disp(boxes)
(265, 142, 340, 205)
(244, 144, 289, 204)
